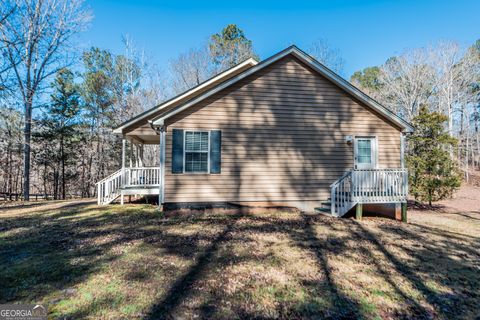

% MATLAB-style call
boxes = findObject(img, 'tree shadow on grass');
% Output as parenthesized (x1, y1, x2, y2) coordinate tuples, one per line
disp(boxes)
(144, 213, 243, 319)
(2, 202, 479, 319)
(0, 203, 124, 302)
(141, 211, 480, 319)
(353, 220, 480, 319)
(0, 202, 215, 303)
(143, 213, 365, 319)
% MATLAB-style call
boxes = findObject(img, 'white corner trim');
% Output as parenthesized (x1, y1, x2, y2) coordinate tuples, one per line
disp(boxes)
(152, 46, 413, 132)
(113, 58, 258, 134)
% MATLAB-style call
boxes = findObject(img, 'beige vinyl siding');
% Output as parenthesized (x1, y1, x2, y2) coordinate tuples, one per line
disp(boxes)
(122, 61, 255, 142)
(164, 56, 401, 203)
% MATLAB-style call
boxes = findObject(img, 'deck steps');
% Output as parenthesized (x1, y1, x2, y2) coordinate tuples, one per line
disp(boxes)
(315, 198, 333, 215)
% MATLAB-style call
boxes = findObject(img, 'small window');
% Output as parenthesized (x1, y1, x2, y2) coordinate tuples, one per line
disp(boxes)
(184, 131, 209, 173)
(357, 139, 372, 164)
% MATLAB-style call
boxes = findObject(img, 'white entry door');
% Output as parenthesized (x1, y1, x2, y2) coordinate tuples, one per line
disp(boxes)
(354, 137, 377, 169)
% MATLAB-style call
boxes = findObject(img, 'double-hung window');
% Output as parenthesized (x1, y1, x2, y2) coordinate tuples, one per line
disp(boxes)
(184, 131, 209, 173)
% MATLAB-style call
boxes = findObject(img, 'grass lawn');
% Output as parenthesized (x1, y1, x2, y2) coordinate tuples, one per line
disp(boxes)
(0, 196, 479, 319)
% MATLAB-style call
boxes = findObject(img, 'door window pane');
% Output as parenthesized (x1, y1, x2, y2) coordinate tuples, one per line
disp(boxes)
(357, 139, 372, 164)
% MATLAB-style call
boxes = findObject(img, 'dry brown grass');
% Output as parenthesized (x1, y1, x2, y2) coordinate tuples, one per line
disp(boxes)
(0, 190, 479, 319)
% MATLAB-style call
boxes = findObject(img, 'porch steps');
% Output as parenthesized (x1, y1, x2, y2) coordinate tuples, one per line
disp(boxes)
(315, 198, 333, 214)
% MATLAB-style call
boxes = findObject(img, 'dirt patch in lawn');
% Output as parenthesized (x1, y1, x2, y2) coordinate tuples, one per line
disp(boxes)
(0, 190, 479, 319)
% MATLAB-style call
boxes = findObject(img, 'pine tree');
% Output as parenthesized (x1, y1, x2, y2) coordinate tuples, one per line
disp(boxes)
(35, 68, 81, 199)
(209, 24, 259, 70)
(406, 106, 462, 206)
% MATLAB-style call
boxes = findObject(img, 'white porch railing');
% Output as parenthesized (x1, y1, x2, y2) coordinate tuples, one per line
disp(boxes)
(331, 169, 408, 217)
(97, 169, 123, 205)
(124, 167, 161, 187)
(96, 167, 160, 205)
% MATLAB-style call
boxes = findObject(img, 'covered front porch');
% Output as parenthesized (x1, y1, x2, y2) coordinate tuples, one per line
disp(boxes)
(96, 132, 165, 205)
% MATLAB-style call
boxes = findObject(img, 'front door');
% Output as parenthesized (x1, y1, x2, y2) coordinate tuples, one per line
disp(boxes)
(354, 137, 377, 169)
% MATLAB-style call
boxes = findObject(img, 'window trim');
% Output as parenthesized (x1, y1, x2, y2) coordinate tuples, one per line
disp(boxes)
(183, 130, 210, 174)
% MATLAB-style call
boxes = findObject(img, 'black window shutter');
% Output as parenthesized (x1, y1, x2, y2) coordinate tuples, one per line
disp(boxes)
(210, 130, 221, 174)
(172, 129, 184, 173)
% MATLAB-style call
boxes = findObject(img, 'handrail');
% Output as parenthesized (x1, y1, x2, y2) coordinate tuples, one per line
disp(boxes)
(96, 167, 161, 205)
(329, 171, 351, 188)
(330, 168, 408, 217)
(330, 170, 353, 217)
(97, 169, 123, 205)
(96, 169, 122, 185)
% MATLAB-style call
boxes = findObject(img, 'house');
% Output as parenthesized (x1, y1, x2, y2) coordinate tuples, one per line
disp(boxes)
(97, 46, 413, 219)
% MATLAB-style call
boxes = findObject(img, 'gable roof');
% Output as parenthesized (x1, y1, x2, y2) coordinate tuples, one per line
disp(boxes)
(151, 46, 413, 132)
(117, 45, 413, 133)
(113, 57, 258, 134)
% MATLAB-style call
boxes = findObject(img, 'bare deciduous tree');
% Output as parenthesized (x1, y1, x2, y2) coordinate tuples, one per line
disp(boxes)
(308, 39, 345, 75)
(169, 45, 213, 95)
(378, 49, 434, 121)
(430, 41, 478, 135)
(0, 0, 91, 200)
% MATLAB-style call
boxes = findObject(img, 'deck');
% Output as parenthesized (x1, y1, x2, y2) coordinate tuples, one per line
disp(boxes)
(96, 167, 160, 205)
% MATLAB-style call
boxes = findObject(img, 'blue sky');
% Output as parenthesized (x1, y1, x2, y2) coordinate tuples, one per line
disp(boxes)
(81, 0, 479, 77)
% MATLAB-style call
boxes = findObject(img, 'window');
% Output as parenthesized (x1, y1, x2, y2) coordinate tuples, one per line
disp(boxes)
(354, 136, 377, 170)
(184, 131, 209, 173)
(357, 139, 372, 164)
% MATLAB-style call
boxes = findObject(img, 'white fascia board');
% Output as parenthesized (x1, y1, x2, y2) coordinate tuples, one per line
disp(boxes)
(153, 46, 413, 132)
(113, 58, 258, 133)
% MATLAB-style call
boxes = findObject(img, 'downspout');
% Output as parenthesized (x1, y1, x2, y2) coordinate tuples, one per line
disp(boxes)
(400, 132, 405, 169)
(121, 138, 126, 205)
(401, 131, 409, 201)
(159, 126, 166, 207)
(121, 138, 126, 184)
(149, 120, 165, 209)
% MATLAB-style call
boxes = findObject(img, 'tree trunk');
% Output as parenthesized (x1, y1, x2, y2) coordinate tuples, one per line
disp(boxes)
(61, 135, 66, 200)
(23, 99, 33, 201)
(43, 163, 48, 200)
(7, 143, 12, 195)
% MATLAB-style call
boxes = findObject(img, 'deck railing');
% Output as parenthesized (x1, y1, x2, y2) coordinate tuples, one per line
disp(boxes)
(96, 167, 160, 204)
(331, 169, 408, 216)
(351, 169, 408, 203)
(97, 169, 123, 205)
(124, 167, 161, 187)
(330, 171, 354, 217)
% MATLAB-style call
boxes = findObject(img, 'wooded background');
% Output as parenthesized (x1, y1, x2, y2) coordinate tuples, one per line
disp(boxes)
(0, 0, 479, 200)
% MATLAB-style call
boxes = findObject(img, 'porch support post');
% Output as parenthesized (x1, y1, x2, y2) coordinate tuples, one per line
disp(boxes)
(129, 140, 133, 168)
(159, 126, 166, 209)
(395, 203, 401, 220)
(401, 202, 407, 222)
(121, 138, 126, 205)
(134, 143, 138, 167)
(97, 183, 101, 205)
(121, 138, 126, 173)
(356, 203, 363, 220)
(139, 144, 144, 167)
